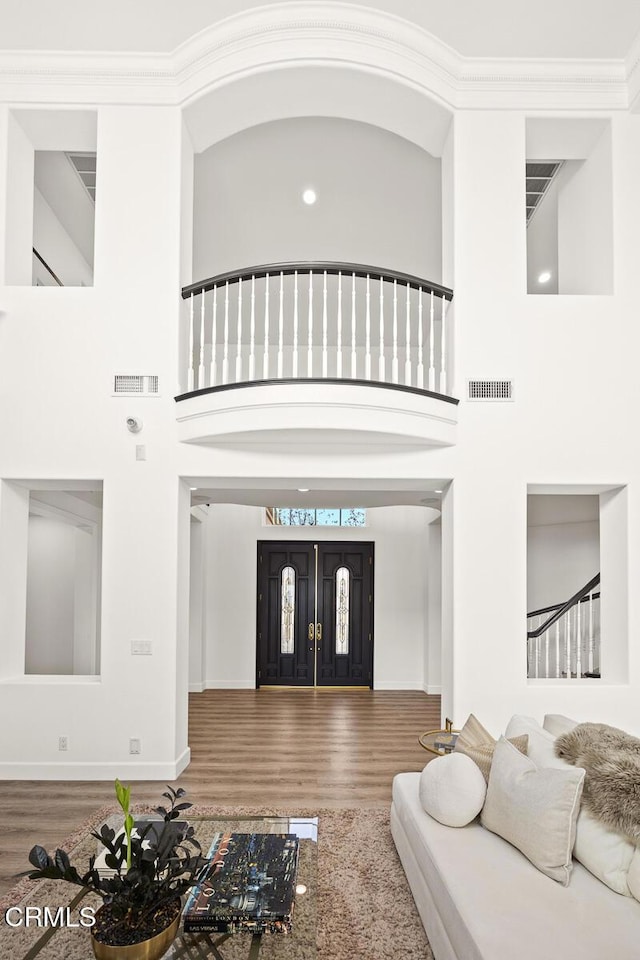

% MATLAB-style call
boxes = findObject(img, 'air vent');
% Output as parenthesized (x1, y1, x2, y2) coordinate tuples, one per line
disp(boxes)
(467, 380, 513, 401)
(113, 375, 159, 397)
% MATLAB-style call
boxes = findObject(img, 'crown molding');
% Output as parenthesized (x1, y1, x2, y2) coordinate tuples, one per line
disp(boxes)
(0, 1, 632, 111)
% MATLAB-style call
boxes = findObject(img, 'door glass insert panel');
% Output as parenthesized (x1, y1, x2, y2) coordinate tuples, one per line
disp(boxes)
(335, 566, 350, 655)
(281, 565, 295, 654)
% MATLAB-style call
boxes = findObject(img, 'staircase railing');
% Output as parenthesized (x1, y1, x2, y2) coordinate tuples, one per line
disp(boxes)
(181, 261, 453, 397)
(527, 573, 600, 679)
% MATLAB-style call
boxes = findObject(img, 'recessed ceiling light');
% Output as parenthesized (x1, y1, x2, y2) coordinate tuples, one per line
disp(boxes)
(297, 487, 310, 493)
(190, 487, 198, 491)
(296, 883, 308, 895)
(302, 188, 317, 205)
(538, 271, 552, 284)
(434, 489, 443, 494)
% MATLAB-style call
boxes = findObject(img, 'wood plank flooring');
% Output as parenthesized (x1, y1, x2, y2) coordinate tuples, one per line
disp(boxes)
(0, 689, 440, 896)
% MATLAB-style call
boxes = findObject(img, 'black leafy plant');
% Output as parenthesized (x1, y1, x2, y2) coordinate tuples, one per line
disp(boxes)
(28, 781, 206, 947)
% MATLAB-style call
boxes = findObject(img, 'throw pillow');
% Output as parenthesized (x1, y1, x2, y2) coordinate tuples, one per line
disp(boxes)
(543, 714, 579, 737)
(505, 714, 562, 768)
(627, 848, 640, 902)
(481, 737, 585, 885)
(419, 752, 487, 827)
(455, 713, 528, 782)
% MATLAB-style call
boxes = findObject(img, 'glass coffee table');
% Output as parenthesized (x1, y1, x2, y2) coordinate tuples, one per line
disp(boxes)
(4, 814, 317, 960)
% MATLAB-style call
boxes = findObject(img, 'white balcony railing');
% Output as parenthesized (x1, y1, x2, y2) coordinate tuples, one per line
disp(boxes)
(527, 574, 601, 679)
(181, 262, 454, 398)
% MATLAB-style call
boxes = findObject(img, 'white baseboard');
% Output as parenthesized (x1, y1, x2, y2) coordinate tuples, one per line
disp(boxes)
(189, 682, 205, 693)
(204, 681, 256, 689)
(374, 681, 425, 691)
(0, 747, 191, 782)
(425, 684, 442, 695)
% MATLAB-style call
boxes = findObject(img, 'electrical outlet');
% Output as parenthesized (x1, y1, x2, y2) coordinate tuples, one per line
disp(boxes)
(58, 736, 68, 752)
(129, 738, 141, 755)
(131, 640, 152, 656)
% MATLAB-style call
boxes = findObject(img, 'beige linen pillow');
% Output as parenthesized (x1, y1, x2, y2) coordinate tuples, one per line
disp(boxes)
(481, 737, 585, 885)
(454, 713, 528, 783)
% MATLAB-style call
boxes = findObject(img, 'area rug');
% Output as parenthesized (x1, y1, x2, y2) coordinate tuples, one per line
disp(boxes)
(0, 804, 433, 960)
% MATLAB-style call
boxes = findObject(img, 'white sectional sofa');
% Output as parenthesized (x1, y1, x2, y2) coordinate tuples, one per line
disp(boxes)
(391, 771, 640, 960)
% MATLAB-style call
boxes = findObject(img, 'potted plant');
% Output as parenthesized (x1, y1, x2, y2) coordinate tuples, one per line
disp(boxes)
(27, 781, 206, 959)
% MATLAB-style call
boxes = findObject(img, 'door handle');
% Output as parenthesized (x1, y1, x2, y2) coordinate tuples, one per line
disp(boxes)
(308, 622, 315, 642)
(316, 622, 322, 642)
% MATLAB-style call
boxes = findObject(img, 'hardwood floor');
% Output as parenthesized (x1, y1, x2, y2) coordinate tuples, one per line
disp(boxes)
(0, 689, 440, 896)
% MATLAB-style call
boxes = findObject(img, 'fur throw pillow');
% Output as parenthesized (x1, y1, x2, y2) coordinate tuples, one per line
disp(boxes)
(554, 722, 640, 843)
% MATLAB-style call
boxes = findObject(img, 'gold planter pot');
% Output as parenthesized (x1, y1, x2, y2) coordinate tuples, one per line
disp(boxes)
(91, 904, 180, 960)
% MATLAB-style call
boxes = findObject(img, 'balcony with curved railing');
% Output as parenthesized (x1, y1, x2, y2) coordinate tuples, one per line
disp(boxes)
(176, 261, 457, 446)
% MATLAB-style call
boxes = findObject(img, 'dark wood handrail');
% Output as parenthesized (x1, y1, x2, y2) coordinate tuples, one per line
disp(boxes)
(527, 573, 600, 639)
(182, 261, 454, 301)
(32, 247, 63, 287)
(527, 592, 601, 621)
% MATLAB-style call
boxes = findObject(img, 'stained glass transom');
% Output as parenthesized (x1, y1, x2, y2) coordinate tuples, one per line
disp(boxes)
(281, 566, 295, 655)
(335, 566, 350, 655)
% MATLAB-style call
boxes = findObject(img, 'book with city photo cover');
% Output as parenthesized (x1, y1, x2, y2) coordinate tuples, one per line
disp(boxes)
(183, 832, 300, 934)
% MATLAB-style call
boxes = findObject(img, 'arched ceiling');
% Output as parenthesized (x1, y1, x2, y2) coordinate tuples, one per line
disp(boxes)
(1, 0, 639, 60)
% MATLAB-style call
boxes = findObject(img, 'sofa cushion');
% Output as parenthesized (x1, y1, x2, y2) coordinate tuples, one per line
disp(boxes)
(543, 713, 579, 737)
(481, 737, 585, 884)
(419, 753, 487, 827)
(454, 713, 528, 782)
(505, 714, 563, 768)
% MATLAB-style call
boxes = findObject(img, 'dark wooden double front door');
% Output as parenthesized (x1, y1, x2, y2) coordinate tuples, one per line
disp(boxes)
(257, 541, 374, 687)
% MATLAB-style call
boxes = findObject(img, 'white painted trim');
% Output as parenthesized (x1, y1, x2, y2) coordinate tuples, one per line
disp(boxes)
(374, 680, 424, 690)
(206, 680, 256, 689)
(425, 684, 442, 695)
(189, 681, 205, 693)
(0, 747, 191, 781)
(0, 3, 631, 111)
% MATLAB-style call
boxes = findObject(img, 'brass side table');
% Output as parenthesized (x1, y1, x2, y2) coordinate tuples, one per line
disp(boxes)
(418, 717, 460, 756)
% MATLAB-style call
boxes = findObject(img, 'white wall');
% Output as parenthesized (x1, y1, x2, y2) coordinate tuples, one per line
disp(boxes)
(193, 117, 442, 282)
(25, 516, 76, 673)
(197, 503, 433, 690)
(33, 188, 93, 286)
(527, 495, 600, 612)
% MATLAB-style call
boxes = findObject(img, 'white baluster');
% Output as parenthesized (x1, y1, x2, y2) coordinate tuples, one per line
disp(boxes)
(209, 286, 218, 386)
(365, 274, 371, 380)
(555, 621, 561, 678)
(199, 289, 206, 389)
(417, 287, 424, 389)
(439, 295, 447, 395)
(565, 612, 570, 678)
(544, 627, 550, 679)
(188, 292, 195, 392)
(404, 284, 412, 386)
(336, 272, 343, 378)
(235, 277, 243, 383)
(293, 271, 299, 379)
(307, 271, 314, 377)
(378, 276, 385, 382)
(263, 273, 270, 380)
(222, 282, 230, 385)
(278, 271, 284, 379)
(322, 270, 328, 378)
(351, 272, 357, 378)
(428, 290, 435, 391)
(392, 279, 399, 384)
(249, 276, 256, 381)
(576, 601, 582, 679)
(534, 620, 539, 678)
(588, 593, 594, 674)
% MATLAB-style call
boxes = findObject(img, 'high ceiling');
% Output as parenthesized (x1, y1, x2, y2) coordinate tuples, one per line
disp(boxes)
(1, 0, 639, 60)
